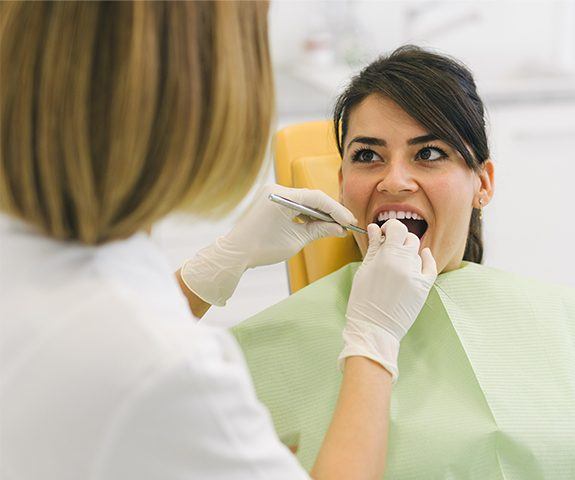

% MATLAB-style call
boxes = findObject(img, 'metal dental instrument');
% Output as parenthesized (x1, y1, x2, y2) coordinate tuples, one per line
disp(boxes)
(268, 193, 367, 235)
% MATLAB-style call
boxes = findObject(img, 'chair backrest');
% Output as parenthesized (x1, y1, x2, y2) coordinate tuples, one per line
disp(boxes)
(274, 120, 362, 293)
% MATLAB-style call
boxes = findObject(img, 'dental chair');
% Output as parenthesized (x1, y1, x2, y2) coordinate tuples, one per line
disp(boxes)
(274, 120, 362, 293)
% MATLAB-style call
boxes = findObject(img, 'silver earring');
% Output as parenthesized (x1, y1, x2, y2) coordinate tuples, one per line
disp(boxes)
(479, 198, 484, 220)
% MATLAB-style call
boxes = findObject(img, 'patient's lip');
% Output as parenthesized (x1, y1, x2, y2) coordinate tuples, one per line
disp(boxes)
(371, 204, 428, 224)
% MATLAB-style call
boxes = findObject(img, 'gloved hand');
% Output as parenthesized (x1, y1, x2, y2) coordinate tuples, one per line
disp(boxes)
(180, 184, 357, 306)
(339, 219, 437, 382)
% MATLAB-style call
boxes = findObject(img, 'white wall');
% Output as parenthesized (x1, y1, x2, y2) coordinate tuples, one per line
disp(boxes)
(483, 102, 575, 286)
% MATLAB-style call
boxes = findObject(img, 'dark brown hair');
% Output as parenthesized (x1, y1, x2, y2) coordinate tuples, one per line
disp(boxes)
(1, 1, 273, 244)
(334, 45, 489, 263)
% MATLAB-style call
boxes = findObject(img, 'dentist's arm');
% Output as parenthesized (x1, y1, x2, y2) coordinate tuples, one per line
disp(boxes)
(312, 220, 437, 479)
(312, 356, 392, 480)
(176, 272, 211, 319)
(177, 184, 355, 318)
(179, 219, 436, 479)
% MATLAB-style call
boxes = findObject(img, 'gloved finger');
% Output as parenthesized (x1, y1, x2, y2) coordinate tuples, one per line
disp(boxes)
(381, 219, 409, 246)
(420, 248, 437, 277)
(364, 223, 383, 262)
(290, 188, 357, 227)
(403, 232, 420, 251)
(304, 221, 346, 241)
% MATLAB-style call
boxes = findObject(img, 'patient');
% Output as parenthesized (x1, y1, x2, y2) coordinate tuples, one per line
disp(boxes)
(233, 46, 575, 478)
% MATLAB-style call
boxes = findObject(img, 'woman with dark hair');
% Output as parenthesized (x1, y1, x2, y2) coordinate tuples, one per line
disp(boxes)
(333, 45, 492, 269)
(233, 46, 575, 478)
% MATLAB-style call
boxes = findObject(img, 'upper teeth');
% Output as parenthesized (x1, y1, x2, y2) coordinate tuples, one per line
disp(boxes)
(377, 211, 424, 221)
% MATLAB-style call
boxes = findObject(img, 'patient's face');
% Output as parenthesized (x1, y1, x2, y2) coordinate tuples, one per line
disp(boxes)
(339, 94, 492, 273)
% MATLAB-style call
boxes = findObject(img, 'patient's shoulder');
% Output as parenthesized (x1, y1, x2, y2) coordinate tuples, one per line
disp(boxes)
(440, 261, 573, 297)
(437, 262, 575, 329)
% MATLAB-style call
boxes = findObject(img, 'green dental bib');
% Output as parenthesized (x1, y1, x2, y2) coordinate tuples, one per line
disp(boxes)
(233, 262, 575, 479)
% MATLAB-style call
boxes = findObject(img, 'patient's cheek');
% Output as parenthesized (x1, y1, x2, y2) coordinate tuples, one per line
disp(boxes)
(430, 177, 455, 193)
(429, 176, 475, 222)
(341, 180, 368, 220)
(429, 167, 475, 198)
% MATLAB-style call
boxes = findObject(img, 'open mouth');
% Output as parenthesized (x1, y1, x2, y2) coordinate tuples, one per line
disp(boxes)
(373, 211, 429, 240)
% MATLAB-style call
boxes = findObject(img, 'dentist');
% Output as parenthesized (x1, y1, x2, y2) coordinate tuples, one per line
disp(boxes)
(0, 2, 436, 479)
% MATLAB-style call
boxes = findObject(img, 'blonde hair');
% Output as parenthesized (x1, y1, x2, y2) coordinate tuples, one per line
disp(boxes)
(0, 1, 273, 244)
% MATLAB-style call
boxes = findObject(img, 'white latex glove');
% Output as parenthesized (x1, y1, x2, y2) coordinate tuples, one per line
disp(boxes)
(339, 219, 437, 382)
(181, 184, 357, 306)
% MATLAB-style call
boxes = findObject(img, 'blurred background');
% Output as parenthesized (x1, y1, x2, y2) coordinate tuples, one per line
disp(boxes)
(153, 0, 575, 326)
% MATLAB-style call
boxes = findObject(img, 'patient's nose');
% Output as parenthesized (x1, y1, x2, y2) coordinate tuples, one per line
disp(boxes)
(375, 160, 417, 194)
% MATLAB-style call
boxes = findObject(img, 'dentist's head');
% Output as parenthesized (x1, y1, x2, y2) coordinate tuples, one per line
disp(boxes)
(0, 1, 273, 244)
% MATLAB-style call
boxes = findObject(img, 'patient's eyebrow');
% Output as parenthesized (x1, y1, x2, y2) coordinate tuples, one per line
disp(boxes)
(346, 134, 441, 150)
(408, 134, 440, 145)
(346, 136, 387, 150)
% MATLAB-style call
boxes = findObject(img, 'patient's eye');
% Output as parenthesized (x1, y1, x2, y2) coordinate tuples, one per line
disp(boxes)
(351, 148, 381, 163)
(416, 146, 448, 161)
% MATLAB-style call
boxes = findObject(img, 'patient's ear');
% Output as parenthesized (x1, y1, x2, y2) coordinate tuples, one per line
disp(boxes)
(474, 159, 495, 207)
(338, 167, 343, 203)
